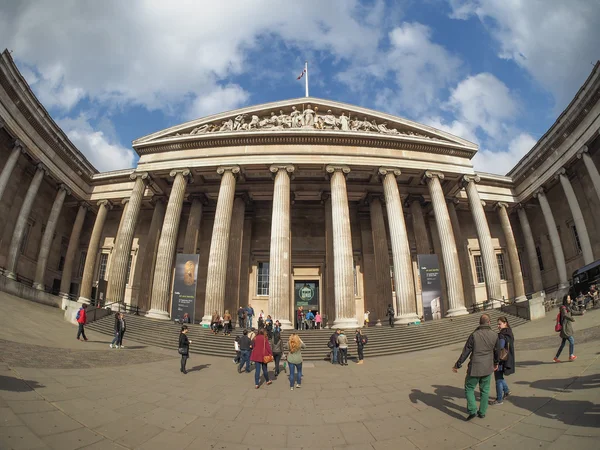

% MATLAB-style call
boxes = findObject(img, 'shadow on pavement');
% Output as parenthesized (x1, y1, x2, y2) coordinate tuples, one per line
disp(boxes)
(188, 364, 211, 372)
(517, 360, 554, 368)
(516, 374, 600, 392)
(409, 386, 468, 421)
(0, 375, 44, 392)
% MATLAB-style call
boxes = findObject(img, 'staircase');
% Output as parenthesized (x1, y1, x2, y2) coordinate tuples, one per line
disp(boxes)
(86, 310, 528, 361)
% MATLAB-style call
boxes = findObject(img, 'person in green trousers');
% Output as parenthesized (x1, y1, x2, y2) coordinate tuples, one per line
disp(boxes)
(453, 314, 500, 420)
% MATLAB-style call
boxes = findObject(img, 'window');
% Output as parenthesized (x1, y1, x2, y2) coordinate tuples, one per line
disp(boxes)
(518, 251, 527, 278)
(20, 221, 33, 254)
(77, 252, 87, 278)
(257, 262, 269, 296)
(474, 255, 485, 283)
(125, 254, 133, 285)
(98, 253, 108, 280)
(58, 256, 65, 272)
(535, 245, 544, 271)
(496, 253, 507, 281)
(571, 224, 582, 254)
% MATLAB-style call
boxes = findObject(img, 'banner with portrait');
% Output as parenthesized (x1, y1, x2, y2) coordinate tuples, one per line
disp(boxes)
(172, 254, 199, 323)
(418, 254, 443, 321)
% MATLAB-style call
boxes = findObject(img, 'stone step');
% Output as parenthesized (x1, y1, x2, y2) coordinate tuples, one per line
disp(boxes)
(86, 309, 527, 360)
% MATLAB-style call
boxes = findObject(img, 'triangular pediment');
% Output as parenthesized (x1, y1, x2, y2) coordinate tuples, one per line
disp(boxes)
(133, 97, 477, 153)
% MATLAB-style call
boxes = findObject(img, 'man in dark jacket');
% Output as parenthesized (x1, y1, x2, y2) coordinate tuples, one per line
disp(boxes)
(329, 329, 341, 364)
(453, 314, 499, 420)
(238, 330, 252, 373)
(237, 307, 245, 329)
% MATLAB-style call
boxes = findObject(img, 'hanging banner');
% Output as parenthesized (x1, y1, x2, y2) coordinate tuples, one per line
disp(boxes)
(294, 280, 319, 311)
(171, 254, 199, 323)
(418, 254, 443, 321)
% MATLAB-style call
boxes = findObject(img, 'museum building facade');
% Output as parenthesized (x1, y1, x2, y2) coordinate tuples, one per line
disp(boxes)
(1, 49, 600, 328)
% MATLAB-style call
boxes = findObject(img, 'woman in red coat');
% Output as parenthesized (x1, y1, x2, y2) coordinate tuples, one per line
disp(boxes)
(250, 328, 273, 388)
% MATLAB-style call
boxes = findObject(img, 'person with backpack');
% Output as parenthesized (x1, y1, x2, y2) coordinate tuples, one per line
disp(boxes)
(287, 333, 306, 390)
(489, 316, 514, 405)
(355, 329, 367, 364)
(329, 329, 341, 364)
(76, 305, 88, 341)
(110, 313, 122, 348)
(386, 304, 395, 327)
(554, 295, 577, 362)
(337, 330, 349, 365)
(270, 327, 283, 377)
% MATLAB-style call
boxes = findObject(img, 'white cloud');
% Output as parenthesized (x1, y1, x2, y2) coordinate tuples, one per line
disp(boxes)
(185, 84, 250, 120)
(448, 0, 600, 108)
(446, 73, 517, 139)
(338, 22, 462, 116)
(58, 115, 137, 172)
(421, 115, 479, 145)
(471, 132, 537, 175)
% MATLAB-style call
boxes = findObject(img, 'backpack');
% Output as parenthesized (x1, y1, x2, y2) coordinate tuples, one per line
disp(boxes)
(76, 309, 81, 320)
(361, 335, 368, 346)
(554, 310, 562, 332)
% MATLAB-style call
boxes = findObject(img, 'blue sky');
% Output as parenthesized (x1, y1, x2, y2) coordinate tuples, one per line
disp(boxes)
(1, 0, 599, 174)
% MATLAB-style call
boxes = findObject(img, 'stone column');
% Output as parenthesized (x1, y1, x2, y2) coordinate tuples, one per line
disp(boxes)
(496, 203, 526, 302)
(463, 175, 502, 307)
(202, 166, 240, 324)
(516, 207, 544, 292)
(326, 165, 358, 328)
(408, 197, 431, 255)
(0, 140, 25, 202)
(106, 172, 149, 304)
(5, 164, 46, 279)
(380, 168, 419, 323)
(268, 165, 294, 328)
(534, 188, 569, 288)
(556, 169, 594, 264)
(577, 146, 600, 204)
(147, 170, 191, 319)
(423, 171, 468, 316)
(136, 197, 166, 311)
(224, 195, 247, 317)
(59, 203, 88, 296)
(183, 194, 206, 254)
(323, 194, 335, 322)
(33, 184, 70, 290)
(368, 195, 392, 322)
(447, 199, 474, 309)
(79, 200, 112, 303)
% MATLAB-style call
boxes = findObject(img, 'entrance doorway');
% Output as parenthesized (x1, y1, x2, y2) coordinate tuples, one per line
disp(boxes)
(294, 280, 319, 330)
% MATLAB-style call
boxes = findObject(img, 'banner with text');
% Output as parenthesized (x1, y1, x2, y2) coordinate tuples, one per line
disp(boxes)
(418, 254, 443, 321)
(172, 254, 199, 323)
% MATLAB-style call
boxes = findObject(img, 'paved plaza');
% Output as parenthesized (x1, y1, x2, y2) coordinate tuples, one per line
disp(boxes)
(1, 293, 599, 450)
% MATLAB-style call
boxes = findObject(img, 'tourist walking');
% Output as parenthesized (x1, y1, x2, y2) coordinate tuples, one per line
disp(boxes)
(110, 313, 122, 348)
(223, 310, 232, 335)
(233, 336, 241, 364)
(305, 310, 315, 329)
(117, 313, 126, 348)
(329, 329, 340, 364)
(296, 306, 304, 330)
(238, 329, 252, 373)
(452, 314, 500, 420)
(271, 328, 283, 377)
(211, 311, 220, 335)
(490, 316, 515, 405)
(76, 305, 88, 341)
(315, 311, 322, 329)
(363, 310, 370, 327)
(337, 330, 349, 365)
(246, 304, 255, 328)
(554, 295, 578, 362)
(355, 329, 367, 364)
(178, 325, 191, 374)
(237, 306, 245, 329)
(287, 333, 305, 390)
(250, 329, 273, 388)
(386, 304, 395, 327)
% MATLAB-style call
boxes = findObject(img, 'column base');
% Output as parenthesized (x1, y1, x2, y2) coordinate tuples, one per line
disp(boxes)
(446, 306, 469, 317)
(332, 317, 360, 329)
(201, 315, 213, 326)
(278, 319, 294, 330)
(77, 296, 92, 305)
(394, 313, 421, 325)
(145, 309, 170, 320)
(488, 299, 503, 309)
(32, 282, 45, 291)
(515, 295, 528, 303)
(4, 271, 16, 280)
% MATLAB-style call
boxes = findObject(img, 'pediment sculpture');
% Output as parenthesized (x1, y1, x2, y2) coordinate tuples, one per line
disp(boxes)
(174, 104, 444, 142)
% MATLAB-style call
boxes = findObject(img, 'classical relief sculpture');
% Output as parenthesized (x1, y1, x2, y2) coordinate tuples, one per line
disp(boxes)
(168, 104, 442, 141)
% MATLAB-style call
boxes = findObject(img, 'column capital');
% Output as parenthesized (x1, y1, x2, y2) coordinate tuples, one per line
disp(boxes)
(554, 167, 567, 180)
(404, 195, 425, 208)
(320, 191, 331, 204)
(169, 168, 193, 183)
(13, 139, 27, 153)
(446, 197, 460, 206)
(78, 201, 91, 212)
(188, 193, 208, 205)
(460, 174, 481, 188)
(235, 191, 252, 205)
(325, 165, 351, 175)
(576, 145, 589, 159)
(495, 202, 509, 210)
(269, 164, 295, 174)
(366, 192, 385, 205)
(121, 198, 130, 207)
(130, 171, 151, 183)
(150, 195, 167, 206)
(533, 187, 546, 198)
(57, 183, 71, 196)
(35, 163, 49, 176)
(422, 170, 444, 183)
(378, 167, 401, 177)
(97, 199, 113, 210)
(217, 165, 241, 176)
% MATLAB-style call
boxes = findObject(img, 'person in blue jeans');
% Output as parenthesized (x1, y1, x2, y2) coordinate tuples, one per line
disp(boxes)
(287, 333, 305, 390)
(250, 329, 272, 388)
(237, 330, 252, 373)
(554, 295, 577, 362)
(490, 316, 515, 405)
(246, 304, 255, 328)
(329, 329, 340, 364)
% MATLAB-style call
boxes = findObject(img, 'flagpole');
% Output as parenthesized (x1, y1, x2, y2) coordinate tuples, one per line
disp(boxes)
(305, 61, 309, 97)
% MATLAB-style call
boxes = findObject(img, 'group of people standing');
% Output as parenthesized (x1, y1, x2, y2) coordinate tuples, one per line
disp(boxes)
(296, 306, 322, 330)
(328, 329, 368, 365)
(109, 312, 127, 349)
